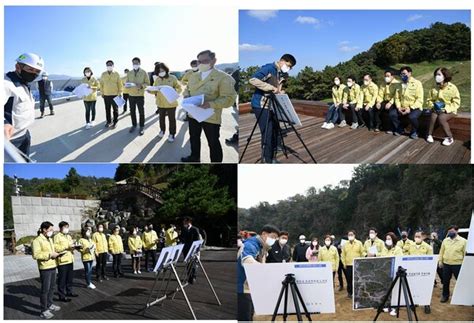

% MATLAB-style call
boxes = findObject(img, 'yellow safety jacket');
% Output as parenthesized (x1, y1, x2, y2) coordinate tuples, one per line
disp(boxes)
(32, 234, 57, 270)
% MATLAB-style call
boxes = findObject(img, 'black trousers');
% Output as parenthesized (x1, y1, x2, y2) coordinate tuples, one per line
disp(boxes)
(144, 250, 156, 270)
(96, 252, 107, 279)
(337, 260, 346, 287)
(349, 104, 364, 125)
(84, 101, 96, 123)
(123, 93, 129, 111)
(57, 263, 73, 298)
(129, 96, 145, 127)
(159, 107, 177, 135)
(252, 107, 276, 163)
(103, 95, 119, 124)
(345, 265, 353, 295)
(39, 268, 56, 312)
(442, 263, 461, 298)
(112, 254, 123, 276)
(40, 95, 54, 113)
(189, 118, 222, 162)
(237, 293, 254, 322)
(11, 130, 31, 156)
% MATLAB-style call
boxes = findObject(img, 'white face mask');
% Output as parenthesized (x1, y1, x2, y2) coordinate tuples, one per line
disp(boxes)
(42, 76, 47, 80)
(435, 74, 444, 84)
(325, 240, 331, 246)
(46, 231, 53, 237)
(280, 64, 290, 73)
(86, 231, 91, 237)
(198, 63, 211, 73)
(312, 241, 318, 246)
(158, 71, 166, 77)
(266, 237, 276, 247)
(133, 64, 140, 70)
(107, 66, 114, 72)
(98, 227, 104, 232)
(369, 233, 376, 240)
(385, 239, 393, 246)
(300, 239, 305, 244)
(385, 77, 392, 83)
(347, 82, 353, 88)
(133, 231, 137, 236)
(334, 79, 340, 86)
(62, 228, 69, 234)
(348, 235, 355, 241)
(363, 80, 370, 86)
(414, 237, 422, 244)
(237, 239, 243, 248)
(279, 238, 288, 245)
(85, 72, 92, 77)
(192, 67, 199, 72)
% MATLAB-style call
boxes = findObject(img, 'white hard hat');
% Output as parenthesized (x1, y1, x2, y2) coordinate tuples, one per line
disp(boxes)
(15, 53, 45, 72)
(299, 235, 306, 240)
(42, 72, 48, 76)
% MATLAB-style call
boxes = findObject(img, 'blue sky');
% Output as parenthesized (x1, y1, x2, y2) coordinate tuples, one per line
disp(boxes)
(240, 10, 471, 74)
(4, 164, 118, 179)
(5, 6, 237, 77)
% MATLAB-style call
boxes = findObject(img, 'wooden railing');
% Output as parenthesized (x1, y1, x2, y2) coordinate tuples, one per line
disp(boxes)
(103, 182, 164, 204)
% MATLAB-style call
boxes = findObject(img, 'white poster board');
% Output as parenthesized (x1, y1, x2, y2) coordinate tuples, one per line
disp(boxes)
(170, 244, 184, 264)
(465, 214, 474, 254)
(273, 94, 302, 126)
(153, 245, 175, 272)
(184, 240, 203, 263)
(451, 256, 474, 305)
(244, 262, 335, 315)
(391, 255, 438, 306)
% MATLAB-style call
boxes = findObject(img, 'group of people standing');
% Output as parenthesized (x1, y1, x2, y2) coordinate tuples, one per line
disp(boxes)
(31, 216, 200, 319)
(237, 224, 467, 321)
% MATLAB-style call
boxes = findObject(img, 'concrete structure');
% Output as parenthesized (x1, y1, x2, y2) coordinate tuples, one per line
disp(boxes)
(11, 196, 100, 239)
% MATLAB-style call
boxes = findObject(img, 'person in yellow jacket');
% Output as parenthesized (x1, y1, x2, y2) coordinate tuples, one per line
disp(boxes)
(53, 221, 78, 302)
(319, 235, 340, 282)
(376, 70, 401, 134)
(392, 66, 424, 139)
(128, 227, 143, 274)
(92, 223, 109, 282)
(426, 67, 461, 146)
(78, 227, 96, 289)
(396, 231, 414, 255)
(363, 228, 385, 257)
(181, 60, 199, 86)
(81, 67, 100, 130)
(108, 225, 124, 278)
(148, 63, 182, 143)
(341, 230, 364, 298)
(356, 74, 379, 131)
(181, 50, 237, 163)
(439, 225, 467, 302)
(126, 57, 150, 135)
(380, 232, 403, 256)
(121, 68, 130, 114)
(408, 230, 433, 256)
(322, 76, 346, 130)
(142, 224, 159, 271)
(99, 60, 123, 129)
(32, 221, 61, 319)
(165, 224, 179, 247)
(342, 75, 362, 129)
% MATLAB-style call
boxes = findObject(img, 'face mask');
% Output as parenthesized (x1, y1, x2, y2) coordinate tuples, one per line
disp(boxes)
(348, 235, 355, 241)
(334, 79, 340, 86)
(46, 231, 53, 238)
(198, 63, 211, 73)
(347, 82, 353, 88)
(158, 72, 166, 77)
(435, 75, 444, 84)
(62, 228, 69, 234)
(369, 233, 376, 240)
(133, 64, 140, 70)
(279, 238, 288, 245)
(312, 241, 318, 246)
(237, 240, 243, 248)
(107, 66, 114, 72)
(98, 227, 104, 232)
(266, 237, 276, 247)
(363, 80, 370, 86)
(42, 76, 47, 80)
(325, 240, 331, 246)
(133, 231, 137, 236)
(401, 75, 409, 83)
(447, 232, 456, 239)
(300, 239, 305, 244)
(192, 67, 199, 72)
(385, 239, 393, 246)
(385, 77, 392, 83)
(85, 72, 91, 77)
(280, 64, 290, 73)
(414, 237, 422, 244)
(86, 231, 91, 237)
(20, 69, 39, 83)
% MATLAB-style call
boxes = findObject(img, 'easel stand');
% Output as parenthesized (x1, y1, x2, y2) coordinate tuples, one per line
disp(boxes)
(239, 93, 317, 164)
(373, 266, 418, 322)
(271, 273, 312, 322)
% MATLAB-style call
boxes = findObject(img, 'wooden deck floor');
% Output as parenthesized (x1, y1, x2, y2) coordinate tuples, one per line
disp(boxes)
(239, 113, 471, 164)
(3, 250, 236, 320)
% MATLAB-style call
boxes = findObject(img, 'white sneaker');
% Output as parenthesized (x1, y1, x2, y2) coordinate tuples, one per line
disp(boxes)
(338, 120, 347, 128)
(138, 270, 142, 274)
(326, 123, 335, 129)
(442, 137, 454, 146)
(90, 121, 95, 127)
(40, 310, 54, 319)
(85, 123, 91, 129)
(383, 308, 389, 313)
(167, 135, 175, 143)
(158, 131, 165, 138)
(426, 135, 434, 143)
(390, 309, 397, 316)
(321, 122, 328, 129)
(48, 304, 61, 312)
(134, 271, 138, 275)
(87, 283, 96, 289)
(351, 122, 358, 129)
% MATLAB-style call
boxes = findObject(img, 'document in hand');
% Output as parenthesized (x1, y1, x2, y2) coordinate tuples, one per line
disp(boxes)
(113, 96, 126, 107)
(72, 83, 93, 98)
(124, 82, 136, 88)
(146, 86, 180, 104)
(181, 95, 213, 123)
(368, 246, 378, 256)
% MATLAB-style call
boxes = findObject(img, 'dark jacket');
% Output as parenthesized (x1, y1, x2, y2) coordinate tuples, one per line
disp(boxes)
(179, 225, 200, 256)
(38, 79, 52, 97)
(292, 243, 309, 262)
(266, 242, 291, 263)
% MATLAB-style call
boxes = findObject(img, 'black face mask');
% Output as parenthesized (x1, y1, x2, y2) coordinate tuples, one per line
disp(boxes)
(19, 69, 39, 83)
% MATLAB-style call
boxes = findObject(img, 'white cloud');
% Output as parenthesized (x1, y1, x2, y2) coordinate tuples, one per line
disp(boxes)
(407, 14, 423, 22)
(247, 10, 278, 22)
(338, 41, 359, 53)
(239, 43, 273, 52)
(295, 16, 320, 25)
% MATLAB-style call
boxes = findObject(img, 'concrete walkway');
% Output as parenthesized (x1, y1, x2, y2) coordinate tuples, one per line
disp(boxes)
(28, 94, 238, 163)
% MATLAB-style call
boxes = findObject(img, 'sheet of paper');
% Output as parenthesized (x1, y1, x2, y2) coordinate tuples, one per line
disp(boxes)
(145, 86, 161, 92)
(124, 82, 136, 88)
(182, 94, 204, 107)
(72, 83, 93, 98)
(340, 239, 347, 247)
(157, 85, 180, 103)
(113, 96, 126, 107)
(181, 104, 214, 123)
(368, 245, 378, 255)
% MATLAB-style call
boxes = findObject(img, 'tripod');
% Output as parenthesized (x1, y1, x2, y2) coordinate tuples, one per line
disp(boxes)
(240, 93, 317, 163)
(271, 273, 312, 322)
(374, 266, 418, 322)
